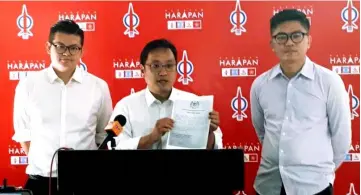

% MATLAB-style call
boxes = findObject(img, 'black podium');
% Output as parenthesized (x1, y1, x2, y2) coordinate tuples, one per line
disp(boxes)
(57, 149, 244, 195)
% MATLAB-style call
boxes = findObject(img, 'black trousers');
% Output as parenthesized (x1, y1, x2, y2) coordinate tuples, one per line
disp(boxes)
(24, 175, 58, 195)
(256, 183, 333, 195)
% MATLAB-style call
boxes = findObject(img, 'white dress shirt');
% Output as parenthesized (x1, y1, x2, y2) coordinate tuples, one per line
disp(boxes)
(110, 87, 223, 150)
(12, 66, 113, 177)
(251, 57, 351, 195)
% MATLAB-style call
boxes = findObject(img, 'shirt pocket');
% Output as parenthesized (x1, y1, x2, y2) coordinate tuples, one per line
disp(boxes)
(292, 87, 326, 120)
(260, 88, 287, 121)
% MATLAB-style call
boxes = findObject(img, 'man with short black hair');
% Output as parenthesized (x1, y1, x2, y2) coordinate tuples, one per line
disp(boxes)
(12, 20, 113, 195)
(109, 38, 223, 150)
(251, 9, 351, 195)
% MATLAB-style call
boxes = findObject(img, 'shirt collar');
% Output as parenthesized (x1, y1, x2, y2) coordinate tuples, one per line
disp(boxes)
(47, 65, 83, 84)
(268, 56, 314, 80)
(145, 87, 178, 107)
(268, 64, 282, 80)
(47, 66, 58, 83)
(299, 56, 315, 80)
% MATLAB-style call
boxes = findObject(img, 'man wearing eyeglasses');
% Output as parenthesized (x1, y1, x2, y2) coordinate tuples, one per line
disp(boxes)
(251, 9, 351, 195)
(12, 20, 112, 195)
(108, 38, 223, 150)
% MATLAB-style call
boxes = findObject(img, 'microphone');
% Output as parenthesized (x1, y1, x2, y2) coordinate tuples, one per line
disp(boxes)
(98, 115, 127, 150)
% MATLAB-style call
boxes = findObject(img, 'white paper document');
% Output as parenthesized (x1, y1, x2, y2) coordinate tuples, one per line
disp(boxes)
(165, 95, 213, 149)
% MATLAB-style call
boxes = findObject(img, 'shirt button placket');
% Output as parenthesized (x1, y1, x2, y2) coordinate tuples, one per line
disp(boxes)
(60, 83, 67, 147)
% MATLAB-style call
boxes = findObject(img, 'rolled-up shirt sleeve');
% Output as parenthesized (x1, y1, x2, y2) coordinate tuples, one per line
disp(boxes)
(12, 79, 31, 142)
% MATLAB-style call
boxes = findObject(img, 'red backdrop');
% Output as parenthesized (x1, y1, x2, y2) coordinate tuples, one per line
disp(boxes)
(0, 1, 359, 194)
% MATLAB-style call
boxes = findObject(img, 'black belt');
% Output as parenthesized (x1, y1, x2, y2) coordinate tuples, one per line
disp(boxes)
(28, 175, 56, 180)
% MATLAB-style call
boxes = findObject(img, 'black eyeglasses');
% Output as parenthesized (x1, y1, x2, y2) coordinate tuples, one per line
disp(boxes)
(272, 32, 308, 44)
(51, 42, 82, 55)
(145, 63, 176, 73)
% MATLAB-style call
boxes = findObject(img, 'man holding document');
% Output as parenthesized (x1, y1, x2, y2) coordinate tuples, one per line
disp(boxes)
(109, 39, 223, 149)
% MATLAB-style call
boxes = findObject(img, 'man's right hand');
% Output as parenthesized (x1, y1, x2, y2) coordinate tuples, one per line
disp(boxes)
(138, 118, 174, 149)
(149, 118, 174, 143)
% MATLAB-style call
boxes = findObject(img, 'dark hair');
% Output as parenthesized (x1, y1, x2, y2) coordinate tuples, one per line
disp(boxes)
(48, 19, 84, 46)
(140, 39, 177, 65)
(270, 9, 310, 35)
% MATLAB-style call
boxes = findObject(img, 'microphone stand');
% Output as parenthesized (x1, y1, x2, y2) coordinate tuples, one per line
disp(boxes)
(0, 179, 16, 193)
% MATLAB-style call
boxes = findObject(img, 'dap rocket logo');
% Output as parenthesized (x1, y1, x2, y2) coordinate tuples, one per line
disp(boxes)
(341, 0, 359, 33)
(130, 88, 135, 94)
(230, 0, 247, 36)
(78, 58, 87, 72)
(123, 3, 140, 38)
(346, 183, 358, 195)
(231, 86, 248, 121)
(348, 84, 359, 120)
(177, 50, 194, 85)
(17, 4, 34, 40)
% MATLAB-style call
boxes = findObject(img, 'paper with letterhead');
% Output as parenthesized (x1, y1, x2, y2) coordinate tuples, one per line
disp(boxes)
(165, 95, 213, 149)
